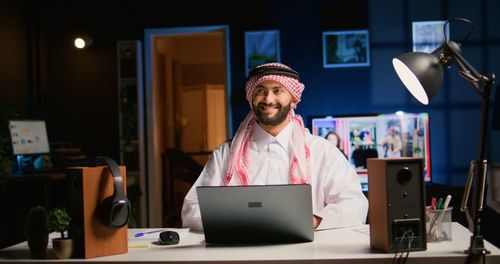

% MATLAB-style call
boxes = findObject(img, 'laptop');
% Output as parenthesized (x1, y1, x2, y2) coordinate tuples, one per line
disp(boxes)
(196, 184, 314, 244)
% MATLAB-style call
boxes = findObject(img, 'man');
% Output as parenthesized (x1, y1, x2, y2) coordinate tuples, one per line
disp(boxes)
(181, 62, 368, 231)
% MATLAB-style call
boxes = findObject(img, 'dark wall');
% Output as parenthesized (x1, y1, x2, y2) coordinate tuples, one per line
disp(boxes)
(0, 0, 369, 162)
(0, 0, 28, 117)
(45, 0, 500, 186)
(1, 0, 500, 183)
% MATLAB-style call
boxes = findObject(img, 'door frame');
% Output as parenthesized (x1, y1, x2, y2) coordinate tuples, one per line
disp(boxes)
(143, 25, 232, 227)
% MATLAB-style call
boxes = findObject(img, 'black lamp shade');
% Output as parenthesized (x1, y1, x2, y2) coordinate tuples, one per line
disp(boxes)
(392, 52, 443, 105)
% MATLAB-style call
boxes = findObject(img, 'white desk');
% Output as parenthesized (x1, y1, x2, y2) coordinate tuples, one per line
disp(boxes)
(1, 223, 499, 263)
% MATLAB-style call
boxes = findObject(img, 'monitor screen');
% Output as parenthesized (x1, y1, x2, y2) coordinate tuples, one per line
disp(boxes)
(8, 120, 50, 155)
(312, 112, 431, 190)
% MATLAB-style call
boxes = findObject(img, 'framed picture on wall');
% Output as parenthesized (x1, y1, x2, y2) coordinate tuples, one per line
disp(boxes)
(412, 20, 449, 53)
(245, 30, 281, 76)
(322, 30, 370, 68)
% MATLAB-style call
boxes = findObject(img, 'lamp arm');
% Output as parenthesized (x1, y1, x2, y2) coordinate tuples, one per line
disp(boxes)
(445, 41, 482, 80)
(445, 41, 495, 161)
(445, 41, 495, 97)
(445, 41, 496, 256)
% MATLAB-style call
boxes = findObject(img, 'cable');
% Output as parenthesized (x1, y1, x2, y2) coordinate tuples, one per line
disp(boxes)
(391, 229, 415, 264)
(402, 230, 415, 264)
(392, 231, 405, 264)
(443, 18, 474, 44)
(392, 229, 410, 264)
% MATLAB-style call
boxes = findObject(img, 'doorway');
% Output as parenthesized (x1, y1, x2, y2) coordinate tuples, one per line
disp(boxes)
(143, 25, 232, 227)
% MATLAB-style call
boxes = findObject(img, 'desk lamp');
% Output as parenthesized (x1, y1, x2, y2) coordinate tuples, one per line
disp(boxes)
(392, 18, 495, 257)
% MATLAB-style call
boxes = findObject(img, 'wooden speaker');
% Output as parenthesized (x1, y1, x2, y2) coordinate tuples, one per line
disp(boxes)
(367, 158, 426, 253)
(67, 166, 128, 259)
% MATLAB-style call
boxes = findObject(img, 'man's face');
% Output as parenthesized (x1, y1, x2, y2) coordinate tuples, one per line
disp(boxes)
(251, 80, 297, 126)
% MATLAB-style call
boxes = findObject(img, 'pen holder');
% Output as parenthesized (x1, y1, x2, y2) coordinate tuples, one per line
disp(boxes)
(425, 206, 452, 242)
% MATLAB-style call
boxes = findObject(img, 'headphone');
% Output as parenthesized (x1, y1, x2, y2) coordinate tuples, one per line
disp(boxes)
(247, 65, 301, 82)
(95, 156, 131, 229)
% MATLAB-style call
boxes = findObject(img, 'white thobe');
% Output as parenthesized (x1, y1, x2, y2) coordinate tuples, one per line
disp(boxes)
(181, 121, 368, 231)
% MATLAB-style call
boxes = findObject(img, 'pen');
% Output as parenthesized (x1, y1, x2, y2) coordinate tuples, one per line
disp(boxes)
(134, 230, 164, 238)
(431, 197, 436, 210)
(442, 195, 452, 210)
(436, 197, 443, 209)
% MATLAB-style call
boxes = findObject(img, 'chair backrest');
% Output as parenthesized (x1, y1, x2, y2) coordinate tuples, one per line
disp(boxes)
(162, 148, 204, 227)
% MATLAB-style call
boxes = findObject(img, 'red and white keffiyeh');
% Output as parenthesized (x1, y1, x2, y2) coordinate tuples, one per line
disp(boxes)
(225, 63, 311, 186)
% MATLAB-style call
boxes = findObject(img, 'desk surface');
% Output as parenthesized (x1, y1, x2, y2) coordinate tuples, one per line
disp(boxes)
(1, 223, 499, 263)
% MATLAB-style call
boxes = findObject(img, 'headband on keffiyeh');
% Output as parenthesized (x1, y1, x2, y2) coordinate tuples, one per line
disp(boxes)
(225, 63, 311, 186)
(245, 63, 305, 107)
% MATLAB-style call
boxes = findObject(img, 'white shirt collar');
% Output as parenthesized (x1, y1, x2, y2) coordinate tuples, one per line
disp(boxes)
(253, 119, 293, 152)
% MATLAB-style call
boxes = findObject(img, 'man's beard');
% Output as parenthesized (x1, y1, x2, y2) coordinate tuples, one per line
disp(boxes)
(253, 101, 291, 126)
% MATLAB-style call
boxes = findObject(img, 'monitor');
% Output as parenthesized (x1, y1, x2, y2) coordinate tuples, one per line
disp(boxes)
(8, 120, 50, 155)
(311, 112, 431, 191)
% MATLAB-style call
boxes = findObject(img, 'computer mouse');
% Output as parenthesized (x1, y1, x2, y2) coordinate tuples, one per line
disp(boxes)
(158, 231, 180, 245)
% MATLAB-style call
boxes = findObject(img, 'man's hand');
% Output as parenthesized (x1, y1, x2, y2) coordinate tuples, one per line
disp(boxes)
(313, 215, 322, 229)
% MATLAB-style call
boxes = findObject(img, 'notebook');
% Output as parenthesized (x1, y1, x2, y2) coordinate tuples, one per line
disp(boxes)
(196, 184, 314, 244)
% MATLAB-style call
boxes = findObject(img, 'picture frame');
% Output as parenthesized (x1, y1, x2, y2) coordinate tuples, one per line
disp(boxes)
(322, 30, 370, 68)
(244, 30, 281, 76)
(412, 20, 449, 53)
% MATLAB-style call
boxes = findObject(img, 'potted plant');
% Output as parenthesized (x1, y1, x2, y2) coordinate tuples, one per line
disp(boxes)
(24, 206, 49, 259)
(48, 207, 73, 259)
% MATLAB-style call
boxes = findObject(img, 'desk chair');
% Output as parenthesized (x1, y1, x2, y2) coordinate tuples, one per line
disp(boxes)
(162, 148, 203, 227)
